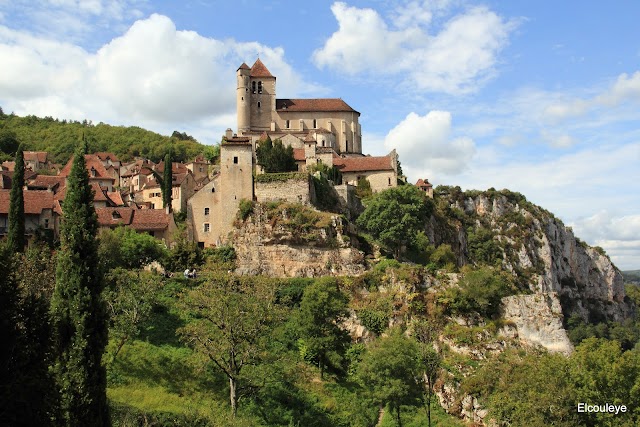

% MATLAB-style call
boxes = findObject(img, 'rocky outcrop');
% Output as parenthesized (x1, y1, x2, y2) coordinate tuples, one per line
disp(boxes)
(501, 293, 573, 355)
(232, 203, 366, 277)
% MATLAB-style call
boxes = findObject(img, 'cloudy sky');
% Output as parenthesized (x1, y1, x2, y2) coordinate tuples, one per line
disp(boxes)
(1, 0, 639, 269)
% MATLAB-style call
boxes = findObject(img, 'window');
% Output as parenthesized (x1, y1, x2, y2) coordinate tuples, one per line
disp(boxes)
(233, 156, 238, 164)
(204, 207, 210, 215)
(251, 81, 256, 93)
(257, 81, 263, 93)
(285, 119, 290, 129)
(44, 219, 49, 229)
(204, 223, 210, 232)
(211, 187, 216, 193)
(388, 177, 391, 186)
(313, 119, 317, 129)
(257, 101, 261, 108)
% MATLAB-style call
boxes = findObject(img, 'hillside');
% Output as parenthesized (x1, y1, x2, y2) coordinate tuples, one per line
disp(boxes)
(0, 111, 207, 164)
(624, 270, 640, 285)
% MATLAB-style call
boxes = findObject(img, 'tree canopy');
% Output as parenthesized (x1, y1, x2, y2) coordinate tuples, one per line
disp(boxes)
(356, 185, 433, 259)
(256, 136, 297, 173)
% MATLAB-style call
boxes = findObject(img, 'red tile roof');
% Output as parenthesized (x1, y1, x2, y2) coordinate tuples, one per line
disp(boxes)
(293, 148, 306, 161)
(155, 161, 188, 175)
(27, 175, 65, 190)
(96, 207, 171, 231)
(2, 161, 15, 172)
(416, 179, 432, 188)
(94, 152, 120, 162)
(250, 58, 273, 77)
(238, 62, 250, 71)
(23, 151, 48, 163)
(0, 189, 55, 215)
(276, 98, 359, 114)
(59, 155, 115, 182)
(107, 191, 124, 206)
(333, 155, 394, 173)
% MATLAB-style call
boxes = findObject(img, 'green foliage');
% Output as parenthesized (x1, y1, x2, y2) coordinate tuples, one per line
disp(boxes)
(429, 244, 457, 271)
(254, 171, 306, 183)
(163, 152, 173, 210)
(0, 128, 20, 157)
(294, 278, 350, 377)
(50, 142, 110, 425)
(354, 176, 372, 199)
(104, 268, 163, 363)
(467, 227, 503, 266)
(237, 198, 254, 221)
(566, 314, 640, 350)
(256, 136, 297, 173)
(310, 161, 343, 184)
(357, 330, 423, 426)
(98, 227, 168, 271)
(0, 113, 205, 164)
(7, 145, 25, 253)
(312, 173, 341, 212)
(356, 185, 432, 259)
(178, 274, 283, 416)
(263, 202, 335, 243)
(440, 266, 516, 319)
(203, 144, 220, 164)
(166, 225, 203, 271)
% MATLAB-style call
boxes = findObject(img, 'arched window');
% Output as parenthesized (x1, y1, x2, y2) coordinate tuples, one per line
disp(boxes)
(257, 81, 263, 93)
(211, 187, 216, 193)
(257, 101, 261, 109)
(251, 81, 256, 93)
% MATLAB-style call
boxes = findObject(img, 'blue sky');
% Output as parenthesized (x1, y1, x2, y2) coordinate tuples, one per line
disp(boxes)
(1, 0, 639, 270)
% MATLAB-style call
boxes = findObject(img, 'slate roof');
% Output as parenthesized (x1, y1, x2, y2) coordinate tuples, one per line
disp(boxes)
(276, 98, 359, 114)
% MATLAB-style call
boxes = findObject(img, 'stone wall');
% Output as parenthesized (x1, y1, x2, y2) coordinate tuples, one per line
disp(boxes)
(255, 173, 315, 205)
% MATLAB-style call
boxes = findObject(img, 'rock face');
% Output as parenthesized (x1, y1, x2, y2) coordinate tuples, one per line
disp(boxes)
(232, 203, 366, 277)
(502, 293, 573, 355)
(440, 191, 635, 352)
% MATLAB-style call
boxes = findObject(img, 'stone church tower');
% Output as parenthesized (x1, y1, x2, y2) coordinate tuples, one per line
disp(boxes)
(236, 59, 276, 134)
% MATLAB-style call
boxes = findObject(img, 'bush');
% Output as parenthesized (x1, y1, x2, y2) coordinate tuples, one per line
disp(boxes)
(237, 199, 254, 221)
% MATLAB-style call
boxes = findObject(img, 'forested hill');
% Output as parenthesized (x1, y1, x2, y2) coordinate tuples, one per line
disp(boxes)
(0, 110, 208, 164)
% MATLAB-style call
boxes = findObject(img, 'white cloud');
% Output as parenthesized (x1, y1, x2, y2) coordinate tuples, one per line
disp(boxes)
(571, 212, 640, 270)
(0, 14, 319, 144)
(544, 71, 640, 121)
(313, 1, 517, 94)
(383, 111, 476, 178)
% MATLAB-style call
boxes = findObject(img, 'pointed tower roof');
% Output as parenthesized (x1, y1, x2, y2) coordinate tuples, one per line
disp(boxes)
(237, 62, 250, 71)
(250, 58, 274, 77)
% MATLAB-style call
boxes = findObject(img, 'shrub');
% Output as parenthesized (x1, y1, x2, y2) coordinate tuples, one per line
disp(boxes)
(237, 199, 254, 221)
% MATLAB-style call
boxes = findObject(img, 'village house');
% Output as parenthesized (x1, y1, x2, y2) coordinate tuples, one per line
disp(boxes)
(139, 161, 196, 212)
(0, 189, 58, 241)
(95, 206, 177, 245)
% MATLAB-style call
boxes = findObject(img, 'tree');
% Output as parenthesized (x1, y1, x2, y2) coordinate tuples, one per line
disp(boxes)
(414, 321, 441, 427)
(0, 128, 19, 156)
(203, 144, 220, 164)
(357, 330, 423, 427)
(162, 152, 172, 210)
(104, 268, 161, 363)
(256, 136, 296, 173)
(50, 142, 110, 426)
(356, 185, 432, 259)
(178, 274, 281, 417)
(97, 227, 168, 271)
(295, 278, 350, 378)
(7, 145, 25, 253)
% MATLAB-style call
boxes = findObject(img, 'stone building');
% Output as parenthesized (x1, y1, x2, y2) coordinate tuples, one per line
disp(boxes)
(236, 59, 362, 155)
(188, 135, 253, 248)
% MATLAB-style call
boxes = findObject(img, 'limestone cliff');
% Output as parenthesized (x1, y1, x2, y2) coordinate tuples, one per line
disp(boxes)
(432, 188, 634, 352)
(232, 202, 366, 277)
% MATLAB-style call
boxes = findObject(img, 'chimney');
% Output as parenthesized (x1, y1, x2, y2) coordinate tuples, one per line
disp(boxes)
(225, 128, 233, 140)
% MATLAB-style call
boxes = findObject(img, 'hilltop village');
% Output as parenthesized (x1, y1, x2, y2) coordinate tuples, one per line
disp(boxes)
(0, 59, 431, 247)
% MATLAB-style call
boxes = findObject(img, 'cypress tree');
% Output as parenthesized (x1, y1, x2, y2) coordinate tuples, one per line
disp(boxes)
(50, 143, 110, 426)
(7, 145, 25, 253)
(162, 152, 172, 211)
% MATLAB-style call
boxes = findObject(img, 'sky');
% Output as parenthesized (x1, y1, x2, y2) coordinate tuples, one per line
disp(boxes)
(1, 0, 639, 270)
